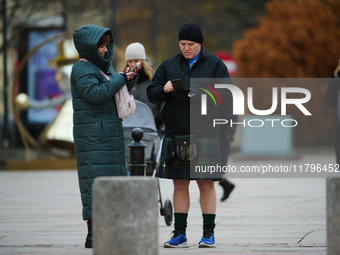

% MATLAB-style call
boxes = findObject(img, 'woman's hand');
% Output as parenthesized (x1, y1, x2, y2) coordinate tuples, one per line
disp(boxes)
(119, 69, 136, 81)
(164, 80, 175, 93)
(125, 68, 136, 80)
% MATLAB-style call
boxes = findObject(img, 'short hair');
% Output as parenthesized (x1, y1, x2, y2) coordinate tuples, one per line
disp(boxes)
(97, 32, 111, 48)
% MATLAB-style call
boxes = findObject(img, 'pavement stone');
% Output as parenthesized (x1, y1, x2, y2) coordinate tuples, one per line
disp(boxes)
(0, 149, 334, 254)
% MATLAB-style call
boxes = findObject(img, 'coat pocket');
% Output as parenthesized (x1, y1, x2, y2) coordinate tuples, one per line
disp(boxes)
(100, 119, 110, 143)
(88, 121, 103, 140)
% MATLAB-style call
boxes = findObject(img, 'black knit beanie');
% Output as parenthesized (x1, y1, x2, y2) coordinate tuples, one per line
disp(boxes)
(178, 22, 203, 44)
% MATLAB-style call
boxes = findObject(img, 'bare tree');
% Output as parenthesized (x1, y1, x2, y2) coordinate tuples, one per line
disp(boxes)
(1, 0, 65, 53)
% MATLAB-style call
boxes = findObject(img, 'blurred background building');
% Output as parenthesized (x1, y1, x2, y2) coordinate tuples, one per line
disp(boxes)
(1, 0, 340, 168)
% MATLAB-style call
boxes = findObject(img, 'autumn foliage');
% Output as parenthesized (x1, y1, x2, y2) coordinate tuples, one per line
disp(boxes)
(232, 0, 340, 146)
(233, 0, 340, 78)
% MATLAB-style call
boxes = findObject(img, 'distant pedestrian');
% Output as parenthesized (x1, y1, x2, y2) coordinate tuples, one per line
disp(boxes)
(123, 42, 163, 129)
(71, 24, 137, 248)
(218, 107, 237, 201)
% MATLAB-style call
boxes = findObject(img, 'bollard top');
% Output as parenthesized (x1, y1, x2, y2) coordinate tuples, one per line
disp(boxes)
(129, 127, 147, 147)
(131, 127, 144, 142)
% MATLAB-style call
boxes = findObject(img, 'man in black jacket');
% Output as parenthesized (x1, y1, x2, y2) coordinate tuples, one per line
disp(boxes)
(147, 22, 231, 248)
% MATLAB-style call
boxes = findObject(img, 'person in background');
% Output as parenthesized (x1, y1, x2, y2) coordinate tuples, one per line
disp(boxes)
(71, 24, 137, 248)
(123, 42, 163, 129)
(324, 59, 340, 165)
(218, 111, 237, 201)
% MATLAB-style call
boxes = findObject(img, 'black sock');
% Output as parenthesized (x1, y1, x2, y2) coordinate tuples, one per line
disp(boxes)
(202, 214, 216, 233)
(174, 213, 188, 235)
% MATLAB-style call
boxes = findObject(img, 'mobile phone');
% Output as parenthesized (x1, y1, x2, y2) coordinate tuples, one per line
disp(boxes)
(171, 79, 184, 91)
(127, 62, 140, 72)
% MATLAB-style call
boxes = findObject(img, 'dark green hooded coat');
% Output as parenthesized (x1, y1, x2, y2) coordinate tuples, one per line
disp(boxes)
(71, 24, 136, 220)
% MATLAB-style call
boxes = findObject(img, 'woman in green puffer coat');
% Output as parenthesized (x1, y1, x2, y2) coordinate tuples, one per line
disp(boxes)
(71, 24, 137, 248)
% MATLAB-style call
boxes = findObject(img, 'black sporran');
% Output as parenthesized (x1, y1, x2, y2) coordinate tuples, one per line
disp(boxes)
(174, 135, 198, 161)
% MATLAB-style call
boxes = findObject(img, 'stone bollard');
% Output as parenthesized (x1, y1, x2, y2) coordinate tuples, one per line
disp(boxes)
(92, 176, 158, 255)
(327, 178, 340, 255)
(129, 128, 147, 176)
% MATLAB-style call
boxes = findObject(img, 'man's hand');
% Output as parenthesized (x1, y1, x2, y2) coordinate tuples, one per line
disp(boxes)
(164, 80, 175, 93)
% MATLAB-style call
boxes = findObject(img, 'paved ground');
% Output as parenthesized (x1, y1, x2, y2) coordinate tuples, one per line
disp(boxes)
(0, 148, 335, 254)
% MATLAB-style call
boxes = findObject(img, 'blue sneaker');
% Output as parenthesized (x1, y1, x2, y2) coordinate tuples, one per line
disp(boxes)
(198, 228, 216, 248)
(164, 230, 189, 248)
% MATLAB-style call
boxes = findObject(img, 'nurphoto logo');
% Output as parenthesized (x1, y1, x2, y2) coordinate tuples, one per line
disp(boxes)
(198, 83, 312, 128)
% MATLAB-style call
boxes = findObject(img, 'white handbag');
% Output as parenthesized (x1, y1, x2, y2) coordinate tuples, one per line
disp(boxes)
(114, 84, 136, 118)
(79, 58, 136, 118)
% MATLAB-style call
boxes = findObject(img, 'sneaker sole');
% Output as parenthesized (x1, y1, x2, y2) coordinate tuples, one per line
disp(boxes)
(198, 243, 216, 248)
(164, 242, 189, 248)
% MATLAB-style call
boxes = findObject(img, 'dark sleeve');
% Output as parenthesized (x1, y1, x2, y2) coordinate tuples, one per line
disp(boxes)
(147, 63, 169, 104)
(126, 73, 138, 93)
(214, 57, 231, 81)
(74, 66, 125, 105)
(215, 57, 235, 162)
(218, 88, 233, 155)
